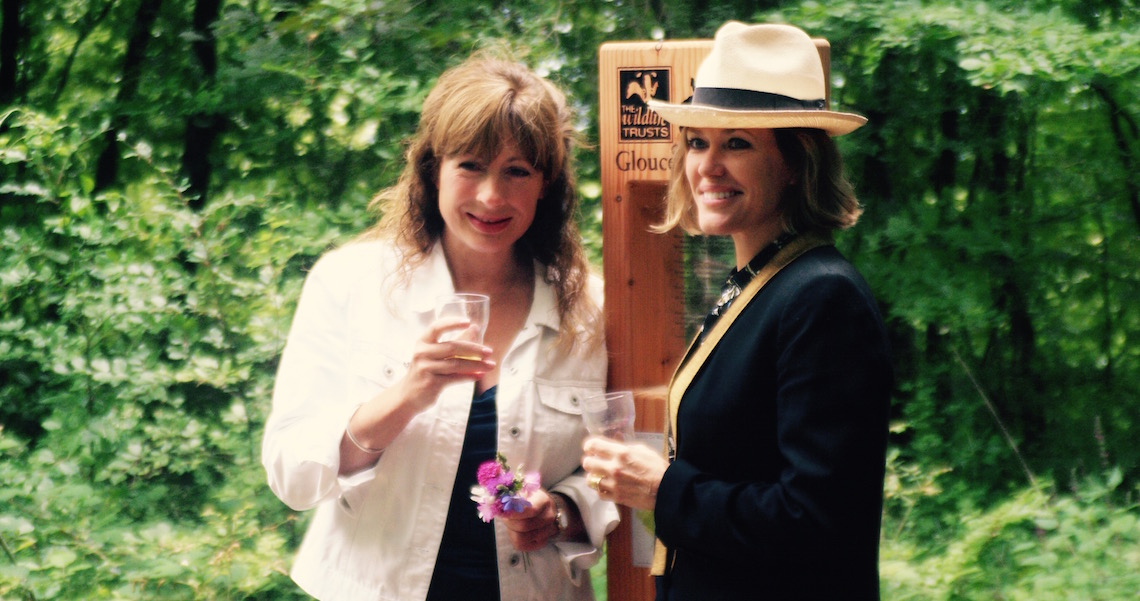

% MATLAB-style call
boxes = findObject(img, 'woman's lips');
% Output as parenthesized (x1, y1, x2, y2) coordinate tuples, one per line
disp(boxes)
(696, 189, 740, 205)
(468, 213, 512, 234)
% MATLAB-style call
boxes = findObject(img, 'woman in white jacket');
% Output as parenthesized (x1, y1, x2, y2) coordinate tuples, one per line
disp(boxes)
(262, 50, 618, 601)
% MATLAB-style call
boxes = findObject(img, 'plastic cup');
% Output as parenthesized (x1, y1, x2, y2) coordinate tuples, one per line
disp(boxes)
(435, 293, 490, 354)
(582, 390, 636, 441)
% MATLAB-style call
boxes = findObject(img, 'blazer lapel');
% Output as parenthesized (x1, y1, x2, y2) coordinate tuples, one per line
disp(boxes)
(666, 231, 833, 444)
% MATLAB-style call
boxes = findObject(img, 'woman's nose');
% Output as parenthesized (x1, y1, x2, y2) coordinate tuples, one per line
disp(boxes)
(477, 175, 506, 206)
(696, 150, 725, 177)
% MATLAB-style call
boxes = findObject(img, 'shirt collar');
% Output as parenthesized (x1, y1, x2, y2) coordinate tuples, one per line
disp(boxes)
(407, 245, 460, 314)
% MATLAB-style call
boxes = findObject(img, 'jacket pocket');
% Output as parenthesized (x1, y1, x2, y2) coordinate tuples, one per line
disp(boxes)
(535, 381, 596, 416)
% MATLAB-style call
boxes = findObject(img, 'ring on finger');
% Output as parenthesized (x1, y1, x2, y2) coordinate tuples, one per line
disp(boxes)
(587, 473, 602, 491)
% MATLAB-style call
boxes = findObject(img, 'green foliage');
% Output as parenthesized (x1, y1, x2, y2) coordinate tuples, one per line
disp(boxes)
(0, 104, 346, 598)
(882, 454, 1140, 599)
(0, 430, 308, 600)
(1, 0, 1138, 598)
(781, 0, 1140, 498)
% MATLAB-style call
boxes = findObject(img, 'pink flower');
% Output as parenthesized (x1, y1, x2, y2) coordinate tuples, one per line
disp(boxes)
(477, 461, 505, 488)
(475, 498, 500, 522)
(521, 471, 541, 496)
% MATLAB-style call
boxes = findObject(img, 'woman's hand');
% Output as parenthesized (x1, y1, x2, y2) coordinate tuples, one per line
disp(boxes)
(396, 315, 496, 414)
(581, 436, 668, 512)
(339, 316, 495, 474)
(499, 489, 564, 552)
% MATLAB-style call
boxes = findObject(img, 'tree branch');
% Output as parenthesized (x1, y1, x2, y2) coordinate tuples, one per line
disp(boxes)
(51, 0, 117, 107)
(1091, 81, 1140, 232)
(0, 531, 16, 564)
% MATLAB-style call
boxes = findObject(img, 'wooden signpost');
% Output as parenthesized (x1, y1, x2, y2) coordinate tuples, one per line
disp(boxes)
(597, 36, 833, 601)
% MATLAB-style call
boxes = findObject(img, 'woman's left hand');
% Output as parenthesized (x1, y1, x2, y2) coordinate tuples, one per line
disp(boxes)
(499, 489, 561, 552)
(581, 436, 668, 512)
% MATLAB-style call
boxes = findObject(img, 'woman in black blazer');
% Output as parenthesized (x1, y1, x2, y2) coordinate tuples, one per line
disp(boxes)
(582, 22, 893, 600)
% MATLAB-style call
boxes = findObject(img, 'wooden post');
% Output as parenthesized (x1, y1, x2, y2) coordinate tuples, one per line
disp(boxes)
(597, 37, 832, 601)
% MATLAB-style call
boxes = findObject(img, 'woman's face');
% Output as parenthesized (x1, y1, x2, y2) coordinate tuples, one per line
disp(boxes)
(437, 140, 545, 263)
(684, 127, 792, 265)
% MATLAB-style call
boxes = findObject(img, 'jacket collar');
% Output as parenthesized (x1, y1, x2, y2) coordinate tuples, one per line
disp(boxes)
(408, 244, 559, 333)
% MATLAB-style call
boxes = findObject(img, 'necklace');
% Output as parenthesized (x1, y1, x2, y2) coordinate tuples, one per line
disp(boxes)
(698, 232, 797, 342)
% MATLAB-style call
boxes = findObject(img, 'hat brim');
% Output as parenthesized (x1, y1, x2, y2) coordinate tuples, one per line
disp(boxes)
(647, 99, 867, 136)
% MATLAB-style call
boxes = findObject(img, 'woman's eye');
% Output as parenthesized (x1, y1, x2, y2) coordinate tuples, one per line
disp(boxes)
(457, 160, 483, 171)
(506, 166, 536, 178)
(685, 137, 707, 150)
(726, 137, 752, 150)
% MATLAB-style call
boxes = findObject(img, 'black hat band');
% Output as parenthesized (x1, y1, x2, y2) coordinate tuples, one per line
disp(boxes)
(690, 87, 826, 111)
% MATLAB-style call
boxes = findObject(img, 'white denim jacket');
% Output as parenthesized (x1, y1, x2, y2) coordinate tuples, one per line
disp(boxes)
(262, 240, 618, 601)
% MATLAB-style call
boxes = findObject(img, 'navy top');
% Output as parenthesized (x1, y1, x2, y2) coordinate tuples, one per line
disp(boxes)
(425, 386, 500, 600)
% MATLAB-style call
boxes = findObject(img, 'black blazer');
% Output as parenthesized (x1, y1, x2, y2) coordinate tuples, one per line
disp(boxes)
(655, 243, 892, 601)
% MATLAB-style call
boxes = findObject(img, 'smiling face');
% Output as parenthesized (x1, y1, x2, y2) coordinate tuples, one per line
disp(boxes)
(684, 127, 793, 266)
(437, 140, 545, 263)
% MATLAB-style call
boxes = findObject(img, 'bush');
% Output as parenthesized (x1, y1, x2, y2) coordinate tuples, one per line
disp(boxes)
(0, 111, 361, 598)
(881, 452, 1140, 600)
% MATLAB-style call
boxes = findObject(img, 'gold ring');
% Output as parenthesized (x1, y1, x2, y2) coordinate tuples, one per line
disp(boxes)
(587, 473, 602, 491)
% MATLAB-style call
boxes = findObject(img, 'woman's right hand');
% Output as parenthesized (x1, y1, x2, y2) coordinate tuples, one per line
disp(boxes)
(581, 436, 668, 512)
(339, 317, 495, 474)
(397, 315, 496, 413)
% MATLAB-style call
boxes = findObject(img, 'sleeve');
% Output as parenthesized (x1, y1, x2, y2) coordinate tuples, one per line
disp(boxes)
(260, 252, 374, 511)
(653, 267, 892, 565)
(550, 472, 620, 582)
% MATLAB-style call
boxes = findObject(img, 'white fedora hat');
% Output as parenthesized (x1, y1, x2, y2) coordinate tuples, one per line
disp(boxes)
(647, 22, 867, 136)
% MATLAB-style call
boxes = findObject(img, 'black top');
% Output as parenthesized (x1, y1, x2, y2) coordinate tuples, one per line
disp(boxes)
(426, 386, 500, 601)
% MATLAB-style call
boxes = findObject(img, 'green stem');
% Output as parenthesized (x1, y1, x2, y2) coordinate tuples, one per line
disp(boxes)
(0, 531, 16, 564)
(952, 347, 1038, 488)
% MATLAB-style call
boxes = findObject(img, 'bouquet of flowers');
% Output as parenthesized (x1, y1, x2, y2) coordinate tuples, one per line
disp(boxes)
(470, 452, 541, 522)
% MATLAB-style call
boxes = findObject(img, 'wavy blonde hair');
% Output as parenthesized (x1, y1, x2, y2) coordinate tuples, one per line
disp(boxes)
(361, 50, 599, 351)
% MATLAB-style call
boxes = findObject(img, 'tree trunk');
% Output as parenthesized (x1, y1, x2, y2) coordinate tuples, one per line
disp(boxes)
(1092, 82, 1140, 232)
(94, 0, 163, 193)
(0, 0, 25, 213)
(0, 0, 22, 106)
(181, 0, 223, 210)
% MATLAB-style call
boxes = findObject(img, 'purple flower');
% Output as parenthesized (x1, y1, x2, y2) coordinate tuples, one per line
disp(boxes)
(491, 471, 515, 491)
(500, 492, 531, 514)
